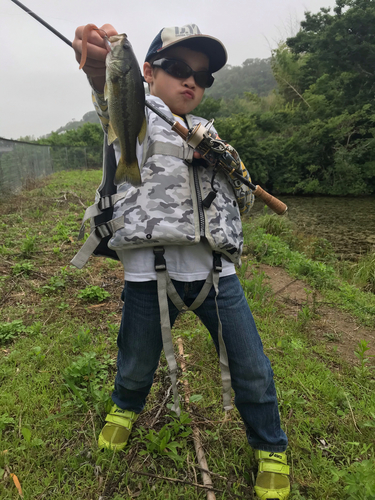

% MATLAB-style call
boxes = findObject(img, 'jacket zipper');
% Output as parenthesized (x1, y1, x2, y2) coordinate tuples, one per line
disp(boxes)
(193, 165, 205, 237)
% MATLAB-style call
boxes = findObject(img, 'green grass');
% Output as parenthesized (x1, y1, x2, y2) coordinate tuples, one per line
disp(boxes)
(0, 171, 374, 499)
(242, 215, 375, 327)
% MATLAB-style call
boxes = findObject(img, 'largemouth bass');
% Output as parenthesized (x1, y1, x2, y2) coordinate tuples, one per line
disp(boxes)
(105, 33, 146, 186)
(79, 25, 146, 186)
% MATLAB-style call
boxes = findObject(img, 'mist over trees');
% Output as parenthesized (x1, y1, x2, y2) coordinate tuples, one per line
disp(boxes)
(37, 0, 375, 196)
(207, 58, 277, 99)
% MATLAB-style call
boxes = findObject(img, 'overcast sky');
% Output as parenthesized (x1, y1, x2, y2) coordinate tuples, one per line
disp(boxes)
(1, 0, 336, 139)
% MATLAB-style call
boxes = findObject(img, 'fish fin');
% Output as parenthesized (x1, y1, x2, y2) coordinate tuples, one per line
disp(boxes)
(104, 82, 108, 101)
(107, 122, 117, 145)
(138, 116, 147, 144)
(115, 158, 142, 187)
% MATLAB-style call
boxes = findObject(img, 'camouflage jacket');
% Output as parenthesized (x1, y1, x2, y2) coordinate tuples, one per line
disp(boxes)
(92, 92, 254, 265)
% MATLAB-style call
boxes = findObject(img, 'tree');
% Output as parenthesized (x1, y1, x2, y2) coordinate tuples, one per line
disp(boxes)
(285, 0, 375, 111)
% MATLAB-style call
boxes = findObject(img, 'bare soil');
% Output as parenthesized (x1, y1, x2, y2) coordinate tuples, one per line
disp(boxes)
(248, 264, 375, 365)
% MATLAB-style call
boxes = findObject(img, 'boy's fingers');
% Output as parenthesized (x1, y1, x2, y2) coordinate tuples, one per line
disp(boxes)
(74, 39, 108, 63)
(99, 24, 118, 38)
(73, 24, 118, 70)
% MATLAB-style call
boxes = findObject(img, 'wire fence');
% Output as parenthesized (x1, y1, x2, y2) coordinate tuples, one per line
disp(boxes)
(0, 137, 103, 194)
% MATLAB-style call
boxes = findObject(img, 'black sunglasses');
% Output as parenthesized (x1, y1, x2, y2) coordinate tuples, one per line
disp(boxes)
(151, 58, 214, 88)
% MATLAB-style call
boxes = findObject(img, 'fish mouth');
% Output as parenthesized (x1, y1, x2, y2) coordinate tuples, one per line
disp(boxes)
(182, 90, 194, 99)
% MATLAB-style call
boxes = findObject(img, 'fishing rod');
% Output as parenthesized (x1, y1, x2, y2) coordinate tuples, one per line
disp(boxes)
(149, 106, 287, 214)
(11, 0, 287, 215)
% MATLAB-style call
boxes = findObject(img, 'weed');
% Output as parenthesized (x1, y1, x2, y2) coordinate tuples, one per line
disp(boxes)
(107, 321, 119, 336)
(21, 427, 44, 448)
(0, 414, 15, 433)
(28, 321, 43, 336)
(354, 340, 374, 380)
(31, 346, 46, 367)
(205, 429, 219, 441)
(0, 320, 26, 344)
(41, 275, 66, 294)
(105, 258, 120, 269)
(239, 263, 272, 313)
(297, 304, 314, 329)
(354, 252, 375, 293)
(255, 212, 294, 238)
(77, 285, 110, 302)
(63, 352, 114, 410)
(189, 394, 203, 404)
(332, 459, 375, 499)
(52, 221, 73, 243)
(307, 237, 337, 264)
(64, 352, 111, 387)
(137, 412, 192, 462)
(11, 261, 34, 276)
(0, 244, 12, 256)
(21, 234, 37, 257)
(31, 207, 43, 219)
(72, 327, 92, 351)
(57, 301, 69, 310)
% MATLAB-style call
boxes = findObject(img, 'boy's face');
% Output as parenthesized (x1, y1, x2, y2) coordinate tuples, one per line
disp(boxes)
(143, 46, 209, 116)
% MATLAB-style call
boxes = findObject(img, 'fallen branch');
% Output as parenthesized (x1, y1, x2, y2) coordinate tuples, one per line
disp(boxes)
(59, 190, 87, 208)
(130, 469, 223, 494)
(177, 337, 216, 500)
(150, 385, 172, 428)
(344, 392, 362, 434)
(130, 470, 246, 499)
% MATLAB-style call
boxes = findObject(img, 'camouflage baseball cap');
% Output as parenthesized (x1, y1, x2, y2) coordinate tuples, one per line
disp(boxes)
(145, 24, 227, 73)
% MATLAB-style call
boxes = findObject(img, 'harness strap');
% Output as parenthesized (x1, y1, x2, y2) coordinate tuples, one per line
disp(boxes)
(154, 248, 233, 416)
(144, 141, 194, 164)
(78, 192, 127, 240)
(71, 216, 124, 269)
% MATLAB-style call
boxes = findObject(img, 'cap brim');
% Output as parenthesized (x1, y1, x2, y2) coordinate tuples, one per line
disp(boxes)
(156, 34, 227, 73)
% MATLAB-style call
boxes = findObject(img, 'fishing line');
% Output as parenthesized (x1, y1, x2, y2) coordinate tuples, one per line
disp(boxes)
(10, 0, 73, 47)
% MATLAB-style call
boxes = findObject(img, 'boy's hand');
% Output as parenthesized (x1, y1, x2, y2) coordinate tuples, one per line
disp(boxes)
(72, 24, 118, 92)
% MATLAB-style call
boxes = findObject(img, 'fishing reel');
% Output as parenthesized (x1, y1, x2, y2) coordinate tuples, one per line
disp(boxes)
(185, 120, 241, 171)
(184, 120, 243, 208)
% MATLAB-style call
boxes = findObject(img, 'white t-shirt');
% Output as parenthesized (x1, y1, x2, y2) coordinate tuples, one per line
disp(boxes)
(116, 240, 235, 282)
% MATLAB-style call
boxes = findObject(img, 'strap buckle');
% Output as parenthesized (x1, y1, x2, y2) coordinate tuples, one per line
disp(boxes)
(153, 246, 167, 271)
(95, 223, 112, 238)
(213, 252, 223, 272)
(98, 196, 112, 211)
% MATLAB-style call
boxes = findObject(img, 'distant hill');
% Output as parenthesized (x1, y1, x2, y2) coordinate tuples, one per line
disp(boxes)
(206, 58, 276, 99)
(53, 111, 100, 134)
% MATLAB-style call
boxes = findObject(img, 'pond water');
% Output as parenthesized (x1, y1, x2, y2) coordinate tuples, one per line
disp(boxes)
(251, 196, 375, 260)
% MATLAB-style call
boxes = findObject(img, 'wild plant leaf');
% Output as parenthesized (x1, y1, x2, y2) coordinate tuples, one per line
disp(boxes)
(21, 427, 32, 444)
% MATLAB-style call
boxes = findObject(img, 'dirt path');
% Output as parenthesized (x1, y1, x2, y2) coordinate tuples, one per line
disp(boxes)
(248, 264, 375, 365)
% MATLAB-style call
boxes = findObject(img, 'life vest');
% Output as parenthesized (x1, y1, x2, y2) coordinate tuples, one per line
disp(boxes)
(71, 95, 243, 269)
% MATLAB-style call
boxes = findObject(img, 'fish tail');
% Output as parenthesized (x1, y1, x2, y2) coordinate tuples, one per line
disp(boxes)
(115, 157, 142, 186)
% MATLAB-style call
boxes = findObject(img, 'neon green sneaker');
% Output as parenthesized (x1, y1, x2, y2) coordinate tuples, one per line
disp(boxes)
(98, 404, 138, 451)
(254, 450, 290, 500)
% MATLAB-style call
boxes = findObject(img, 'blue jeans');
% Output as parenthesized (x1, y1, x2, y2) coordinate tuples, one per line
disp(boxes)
(112, 274, 288, 452)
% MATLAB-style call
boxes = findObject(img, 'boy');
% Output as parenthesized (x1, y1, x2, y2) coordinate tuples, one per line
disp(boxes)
(73, 23, 290, 500)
